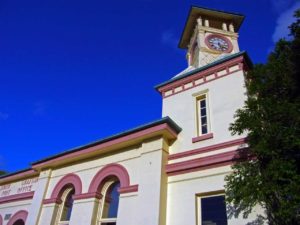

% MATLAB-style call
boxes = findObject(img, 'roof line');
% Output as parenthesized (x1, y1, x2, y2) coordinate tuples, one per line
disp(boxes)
(178, 5, 245, 49)
(0, 168, 34, 180)
(31, 116, 181, 165)
(190, 5, 244, 17)
(154, 51, 252, 91)
(177, 6, 194, 49)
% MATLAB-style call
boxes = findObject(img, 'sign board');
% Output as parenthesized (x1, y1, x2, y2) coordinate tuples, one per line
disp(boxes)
(0, 177, 39, 197)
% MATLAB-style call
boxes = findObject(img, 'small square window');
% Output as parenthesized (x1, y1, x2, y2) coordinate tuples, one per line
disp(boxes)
(196, 192, 228, 225)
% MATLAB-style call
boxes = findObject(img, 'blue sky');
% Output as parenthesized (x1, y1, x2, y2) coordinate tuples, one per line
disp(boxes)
(0, 0, 299, 172)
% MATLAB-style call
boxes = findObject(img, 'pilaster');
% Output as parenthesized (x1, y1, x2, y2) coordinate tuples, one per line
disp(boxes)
(117, 192, 138, 225)
(134, 137, 169, 225)
(27, 169, 52, 225)
(69, 198, 99, 225)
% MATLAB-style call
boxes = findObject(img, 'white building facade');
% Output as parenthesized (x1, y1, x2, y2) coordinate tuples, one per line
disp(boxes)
(0, 6, 262, 225)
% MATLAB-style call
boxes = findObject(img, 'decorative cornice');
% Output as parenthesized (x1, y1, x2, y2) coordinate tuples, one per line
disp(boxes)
(192, 133, 214, 143)
(0, 169, 38, 185)
(166, 150, 238, 176)
(118, 185, 139, 194)
(32, 121, 180, 169)
(73, 192, 103, 201)
(42, 197, 62, 205)
(158, 56, 244, 98)
(0, 191, 34, 205)
(168, 137, 246, 160)
(198, 26, 238, 38)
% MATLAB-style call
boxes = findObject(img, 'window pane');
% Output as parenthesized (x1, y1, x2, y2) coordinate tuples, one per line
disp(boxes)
(201, 125, 208, 134)
(201, 195, 227, 225)
(201, 108, 207, 116)
(200, 99, 206, 108)
(61, 189, 75, 221)
(102, 182, 120, 218)
(12, 220, 25, 225)
(201, 116, 207, 126)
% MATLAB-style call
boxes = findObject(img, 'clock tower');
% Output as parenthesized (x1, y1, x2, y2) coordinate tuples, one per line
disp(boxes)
(179, 6, 244, 68)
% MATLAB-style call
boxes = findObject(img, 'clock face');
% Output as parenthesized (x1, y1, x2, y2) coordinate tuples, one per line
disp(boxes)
(206, 35, 232, 52)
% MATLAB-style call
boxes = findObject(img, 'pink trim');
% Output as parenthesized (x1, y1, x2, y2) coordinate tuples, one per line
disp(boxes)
(159, 56, 242, 91)
(0, 170, 37, 184)
(88, 164, 130, 193)
(118, 184, 139, 194)
(33, 124, 177, 169)
(7, 210, 28, 225)
(168, 138, 246, 160)
(204, 34, 233, 53)
(166, 150, 238, 176)
(73, 192, 103, 200)
(192, 133, 214, 143)
(163, 69, 241, 98)
(159, 56, 245, 98)
(42, 198, 62, 205)
(43, 173, 82, 205)
(0, 191, 34, 204)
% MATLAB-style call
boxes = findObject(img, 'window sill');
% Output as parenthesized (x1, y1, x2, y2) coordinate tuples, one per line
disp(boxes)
(192, 133, 214, 143)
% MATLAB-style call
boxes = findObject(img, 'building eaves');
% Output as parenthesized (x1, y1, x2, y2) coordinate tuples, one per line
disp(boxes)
(31, 116, 181, 166)
(155, 51, 252, 91)
(179, 6, 245, 49)
(0, 168, 33, 179)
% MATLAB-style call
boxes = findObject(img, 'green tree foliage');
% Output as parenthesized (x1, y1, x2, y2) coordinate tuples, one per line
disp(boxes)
(225, 10, 300, 225)
(0, 170, 6, 176)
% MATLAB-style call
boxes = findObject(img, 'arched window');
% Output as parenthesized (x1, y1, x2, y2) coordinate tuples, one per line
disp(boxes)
(88, 164, 138, 225)
(97, 178, 120, 225)
(43, 173, 82, 225)
(55, 186, 75, 225)
(12, 220, 24, 225)
(7, 210, 28, 225)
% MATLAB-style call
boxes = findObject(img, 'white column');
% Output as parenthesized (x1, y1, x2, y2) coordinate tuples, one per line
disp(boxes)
(117, 193, 138, 225)
(231, 36, 240, 52)
(134, 138, 168, 225)
(69, 198, 99, 225)
(186, 53, 191, 66)
(204, 19, 209, 27)
(27, 169, 52, 225)
(197, 17, 203, 26)
(197, 30, 205, 67)
(222, 23, 228, 31)
(229, 23, 235, 32)
(38, 203, 59, 225)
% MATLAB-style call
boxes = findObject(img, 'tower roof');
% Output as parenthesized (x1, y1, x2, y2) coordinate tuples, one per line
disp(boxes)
(179, 6, 245, 49)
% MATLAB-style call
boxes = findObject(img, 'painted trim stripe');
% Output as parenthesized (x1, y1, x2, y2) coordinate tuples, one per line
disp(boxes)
(119, 184, 139, 194)
(0, 191, 34, 204)
(45, 185, 140, 203)
(166, 150, 238, 176)
(0, 170, 38, 185)
(168, 137, 246, 160)
(192, 133, 214, 143)
(159, 56, 245, 98)
(33, 124, 178, 169)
